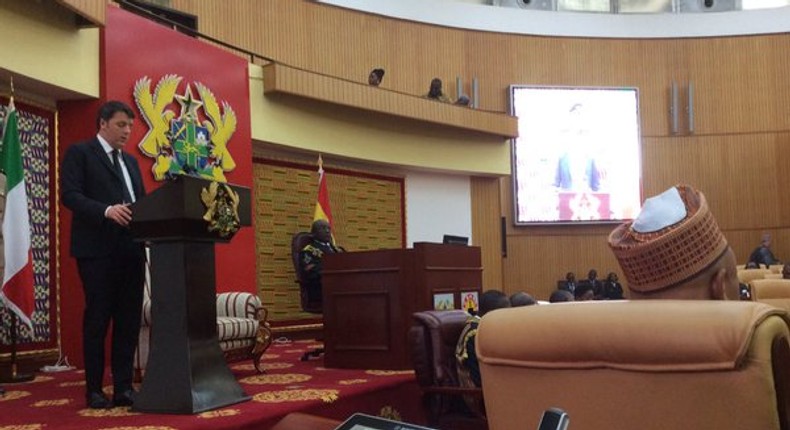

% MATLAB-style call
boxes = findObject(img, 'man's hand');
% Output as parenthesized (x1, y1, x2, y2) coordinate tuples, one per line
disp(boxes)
(106, 204, 133, 227)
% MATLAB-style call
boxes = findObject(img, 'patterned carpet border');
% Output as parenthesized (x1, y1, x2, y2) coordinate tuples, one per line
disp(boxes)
(0, 340, 425, 430)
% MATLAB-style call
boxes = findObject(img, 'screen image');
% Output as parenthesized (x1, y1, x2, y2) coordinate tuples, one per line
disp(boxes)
(510, 86, 642, 225)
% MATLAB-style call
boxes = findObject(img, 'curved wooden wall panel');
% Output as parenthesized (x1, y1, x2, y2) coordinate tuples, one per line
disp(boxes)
(169, 0, 790, 296)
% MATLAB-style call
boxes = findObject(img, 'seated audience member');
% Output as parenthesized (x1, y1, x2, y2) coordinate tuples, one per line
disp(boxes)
(749, 233, 782, 267)
(549, 289, 575, 303)
(582, 268, 602, 298)
(368, 68, 385, 86)
(574, 283, 595, 301)
(510, 291, 537, 307)
(455, 290, 511, 388)
(558, 271, 577, 294)
(784, 263, 790, 280)
(455, 95, 471, 106)
(424, 78, 451, 103)
(602, 272, 624, 300)
(608, 184, 739, 300)
(298, 219, 343, 307)
(745, 261, 760, 269)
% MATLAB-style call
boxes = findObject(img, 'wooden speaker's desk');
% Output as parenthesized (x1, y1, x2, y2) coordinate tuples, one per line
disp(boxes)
(321, 242, 482, 369)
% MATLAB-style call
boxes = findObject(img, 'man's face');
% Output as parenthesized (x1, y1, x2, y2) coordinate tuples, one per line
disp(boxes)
(99, 112, 133, 150)
(368, 72, 380, 86)
(313, 221, 332, 243)
(430, 79, 442, 94)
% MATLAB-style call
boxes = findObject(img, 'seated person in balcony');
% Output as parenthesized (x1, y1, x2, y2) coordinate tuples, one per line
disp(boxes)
(558, 271, 577, 295)
(424, 78, 451, 103)
(783, 263, 790, 280)
(602, 272, 624, 300)
(574, 284, 595, 301)
(608, 184, 739, 301)
(749, 233, 782, 268)
(580, 268, 602, 298)
(368, 68, 385, 86)
(455, 290, 511, 388)
(299, 219, 342, 309)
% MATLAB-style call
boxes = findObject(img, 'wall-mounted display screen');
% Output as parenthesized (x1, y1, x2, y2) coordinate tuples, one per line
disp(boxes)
(510, 86, 642, 225)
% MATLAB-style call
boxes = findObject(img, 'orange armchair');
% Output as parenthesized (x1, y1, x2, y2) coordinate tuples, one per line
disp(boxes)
(477, 301, 790, 430)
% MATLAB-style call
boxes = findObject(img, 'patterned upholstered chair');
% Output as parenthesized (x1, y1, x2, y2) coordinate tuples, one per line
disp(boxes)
(135, 275, 273, 379)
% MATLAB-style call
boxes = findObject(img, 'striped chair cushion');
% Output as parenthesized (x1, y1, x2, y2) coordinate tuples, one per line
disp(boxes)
(217, 316, 259, 341)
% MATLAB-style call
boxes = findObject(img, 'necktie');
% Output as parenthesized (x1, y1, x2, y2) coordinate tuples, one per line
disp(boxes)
(112, 150, 134, 203)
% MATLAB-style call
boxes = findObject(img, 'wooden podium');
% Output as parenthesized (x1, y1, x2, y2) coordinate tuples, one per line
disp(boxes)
(129, 175, 251, 414)
(321, 242, 482, 370)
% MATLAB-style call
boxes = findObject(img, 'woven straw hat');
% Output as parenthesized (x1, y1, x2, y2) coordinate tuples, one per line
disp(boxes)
(608, 185, 728, 293)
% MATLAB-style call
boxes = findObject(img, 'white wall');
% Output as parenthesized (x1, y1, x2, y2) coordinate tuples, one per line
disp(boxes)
(405, 171, 472, 247)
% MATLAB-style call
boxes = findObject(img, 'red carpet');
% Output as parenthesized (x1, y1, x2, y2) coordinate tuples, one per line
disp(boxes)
(0, 340, 425, 430)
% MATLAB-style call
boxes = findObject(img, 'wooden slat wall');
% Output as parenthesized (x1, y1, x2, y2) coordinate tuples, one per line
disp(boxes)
(56, 0, 106, 26)
(471, 176, 503, 291)
(167, 0, 790, 299)
(253, 160, 403, 322)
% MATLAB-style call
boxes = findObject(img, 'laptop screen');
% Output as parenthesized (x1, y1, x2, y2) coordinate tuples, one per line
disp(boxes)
(334, 413, 437, 430)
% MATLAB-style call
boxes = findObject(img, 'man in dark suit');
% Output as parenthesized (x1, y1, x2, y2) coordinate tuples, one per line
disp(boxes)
(298, 219, 342, 310)
(61, 101, 146, 409)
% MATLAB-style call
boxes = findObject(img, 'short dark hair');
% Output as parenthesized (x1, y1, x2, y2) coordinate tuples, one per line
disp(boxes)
(371, 68, 385, 80)
(549, 290, 574, 303)
(510, 291, 537, 307)
(479, 289, 510, 317)
(96, 100, 135, 129)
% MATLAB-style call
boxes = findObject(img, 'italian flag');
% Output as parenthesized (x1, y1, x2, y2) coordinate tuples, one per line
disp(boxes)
(0, 98, 34, 328)
(313, 155, 335, 242)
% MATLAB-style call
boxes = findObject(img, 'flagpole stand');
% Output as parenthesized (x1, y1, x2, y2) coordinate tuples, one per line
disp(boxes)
(0, 313, 34, 384)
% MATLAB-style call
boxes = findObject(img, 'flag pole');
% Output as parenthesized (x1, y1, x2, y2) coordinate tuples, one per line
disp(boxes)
(1, 75, 34, 385)
(1, 312, 33, 383)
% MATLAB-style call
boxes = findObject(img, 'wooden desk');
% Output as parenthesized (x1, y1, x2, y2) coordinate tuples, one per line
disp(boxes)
(321, 242, 482, 369)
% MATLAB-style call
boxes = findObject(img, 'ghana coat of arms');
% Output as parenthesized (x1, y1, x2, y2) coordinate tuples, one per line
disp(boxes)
(133, 74, 236, 182)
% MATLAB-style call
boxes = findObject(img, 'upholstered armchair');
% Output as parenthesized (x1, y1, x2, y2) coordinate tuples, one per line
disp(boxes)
(751, 279, 790, 313)
(135, 281, 272, 378)
(477, 301, 790, 430)
(409, 310, 487, 430)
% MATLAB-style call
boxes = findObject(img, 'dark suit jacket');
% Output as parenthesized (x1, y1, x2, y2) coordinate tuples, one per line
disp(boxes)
(61, 138, 146, 259)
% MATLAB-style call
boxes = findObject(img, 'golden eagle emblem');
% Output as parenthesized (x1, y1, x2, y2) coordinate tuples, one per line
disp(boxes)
(133, 75, 237, 182)
(200, 181, 241, 238)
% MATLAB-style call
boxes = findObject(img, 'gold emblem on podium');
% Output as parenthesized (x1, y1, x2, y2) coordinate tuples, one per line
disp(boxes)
(200, 181, 241, 238)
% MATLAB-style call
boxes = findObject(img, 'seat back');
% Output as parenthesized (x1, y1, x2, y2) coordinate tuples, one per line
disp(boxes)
(477, 301, 790, 430)
(738, 268, 773, 284)
(291, 231, 321, 313)
(409, 310, 486, 430)
(752, 279, 790, 313)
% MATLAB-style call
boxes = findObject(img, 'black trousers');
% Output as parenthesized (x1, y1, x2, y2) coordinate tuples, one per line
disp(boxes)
(77, 243, 145, 394)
